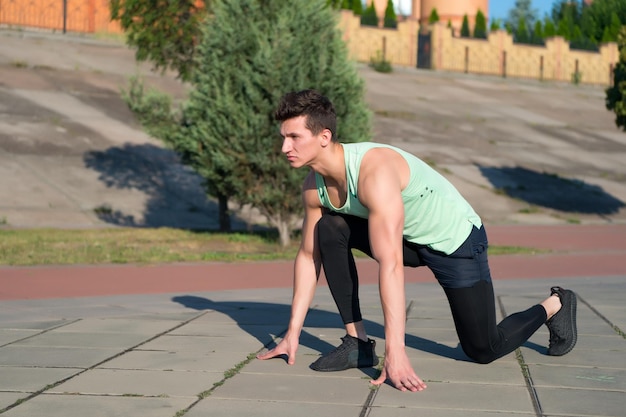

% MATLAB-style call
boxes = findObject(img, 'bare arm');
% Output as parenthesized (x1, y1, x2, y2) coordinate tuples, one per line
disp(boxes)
(358, 149, 427, 392)
(257, 171, 323, 364)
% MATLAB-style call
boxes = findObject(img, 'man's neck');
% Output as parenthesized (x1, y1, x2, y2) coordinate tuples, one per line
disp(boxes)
(313, 142, 345, 183)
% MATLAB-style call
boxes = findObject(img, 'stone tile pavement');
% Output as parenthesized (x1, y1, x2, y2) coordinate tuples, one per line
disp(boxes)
(0, 275, 624, 417)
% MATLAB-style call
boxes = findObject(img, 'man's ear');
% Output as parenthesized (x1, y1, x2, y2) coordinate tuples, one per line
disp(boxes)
(320, 128, 333, 147)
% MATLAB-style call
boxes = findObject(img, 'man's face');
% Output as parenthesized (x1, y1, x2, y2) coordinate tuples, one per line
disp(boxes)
(280, 115, 324, 169)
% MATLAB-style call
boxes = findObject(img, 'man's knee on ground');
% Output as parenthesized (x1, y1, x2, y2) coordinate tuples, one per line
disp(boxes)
(461, 343, 498, 364)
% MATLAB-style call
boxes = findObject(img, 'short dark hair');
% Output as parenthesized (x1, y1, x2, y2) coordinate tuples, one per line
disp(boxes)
(275, 89, 337, 141)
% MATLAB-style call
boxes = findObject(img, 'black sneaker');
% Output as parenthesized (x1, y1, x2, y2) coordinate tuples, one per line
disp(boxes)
(546, 286, 578, 356)
(310, 334, 379, 372)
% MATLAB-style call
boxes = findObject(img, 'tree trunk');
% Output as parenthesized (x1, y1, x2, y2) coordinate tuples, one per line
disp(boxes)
(218, 194, 231, 231)
(275, 219, 291, 247)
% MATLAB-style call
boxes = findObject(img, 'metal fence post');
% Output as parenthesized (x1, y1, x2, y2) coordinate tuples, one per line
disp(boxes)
(63, 0, 67, 34)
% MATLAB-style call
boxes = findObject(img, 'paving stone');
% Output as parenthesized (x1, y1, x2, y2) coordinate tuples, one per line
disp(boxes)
(137, 333, 266, 353)
(0, 367, 80, 391)
(56, 317, 185, 335)
(0, 393, 193, 417)
(0, 392, 29, 412)
(186, 398, 363, 417)
(0, 346, 121, 367)
(537, 387, 625, 417)
(48, 369, 219, 398)
(0, 329, 40, 346)
(527, 363, 626, 391)
(373, 381, 535, 414)
(99, 349, 255, 373)
(210, 372, 370, 405)
(12, 331, 152, 349)
(368, 406, 535, 417)
(404, 357, 527, 386)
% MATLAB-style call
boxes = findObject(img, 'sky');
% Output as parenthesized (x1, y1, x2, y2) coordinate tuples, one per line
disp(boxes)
(396, 0, 555, 21)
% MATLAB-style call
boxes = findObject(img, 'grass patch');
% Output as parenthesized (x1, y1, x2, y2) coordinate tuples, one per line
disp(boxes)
(0, 228, 541, 267)
(0, 228, 299, 266)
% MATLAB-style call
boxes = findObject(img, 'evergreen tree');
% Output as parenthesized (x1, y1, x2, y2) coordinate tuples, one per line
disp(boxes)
(460, 14, 470, 38)
(490, 18, 501, 32)
(585, 0, 626, 43)
(361, 2, 378, 26)
(531, 20, 544, 45)
(556, 13, 572, 39)
(551, 0, 581, 26)
(341, 0, 352, 10)
(383, 0, 398, 29)
(110, 0, 207, 81)
(352, 0, 363, 15)
(504, 21, 514, 35)
(601, 26, 613, 43)
(473, 9, 487, 39)
(428, 8, 439, 24)
(327, 0, 342, 8)
(515, 16, 530, 43)
(507, 0, 538, 35)
(543, 17, 556, 38)
(606, 26, 626, 131)
(607, 12, 622, 42)
(165, 0, 370, 245)
(579, 6, 597, 43)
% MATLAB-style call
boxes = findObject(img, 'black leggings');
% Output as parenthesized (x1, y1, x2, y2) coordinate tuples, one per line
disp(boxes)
(317, 212, 547, 364)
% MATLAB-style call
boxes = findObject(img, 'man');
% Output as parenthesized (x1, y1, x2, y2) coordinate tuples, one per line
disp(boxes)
(257, 89, 577, 392)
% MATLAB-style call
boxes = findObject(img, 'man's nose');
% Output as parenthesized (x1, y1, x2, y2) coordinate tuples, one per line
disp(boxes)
(281, 138, 291, 153)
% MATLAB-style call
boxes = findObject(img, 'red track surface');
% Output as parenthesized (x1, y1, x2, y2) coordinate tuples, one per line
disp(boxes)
(1, 224, 624, 301)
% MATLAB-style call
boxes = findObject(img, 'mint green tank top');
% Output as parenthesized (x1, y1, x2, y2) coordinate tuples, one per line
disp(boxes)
(315, 142, 482, 255)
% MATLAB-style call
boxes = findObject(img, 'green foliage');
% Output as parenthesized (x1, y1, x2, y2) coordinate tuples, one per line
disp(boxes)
(556, 8, 573, 39)
(586, 0, 626, 42)
(352, 0, 363, 15)
(548, 0, 625, 48)
(383, 0, 397, 29)
(361, 2, 378, 27)
(531, 20, 544, 45)
(121, 75, 178, 139)
(507, 0, 538, 35)
(341, 0, 352, 9)
(109, 0, 206, 81)
(490, 19, 501, 31)
(606, 26, 626, 131)
(428, 8, 439, 24)
(606, 12, 622, 42)
(460, 14, 470, 38)
(369, 50, 392, 73)
(543, 17, 556, 38)
(473, 9, 487, 39)
(515, 16, 530, 43)
(166, 0, 370, 245)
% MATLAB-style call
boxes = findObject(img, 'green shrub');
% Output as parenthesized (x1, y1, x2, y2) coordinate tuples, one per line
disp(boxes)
(369, 50, 393, 73)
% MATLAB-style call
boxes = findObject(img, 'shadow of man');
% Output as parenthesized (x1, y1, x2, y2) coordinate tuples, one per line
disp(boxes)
(171, 294, 469, 373)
